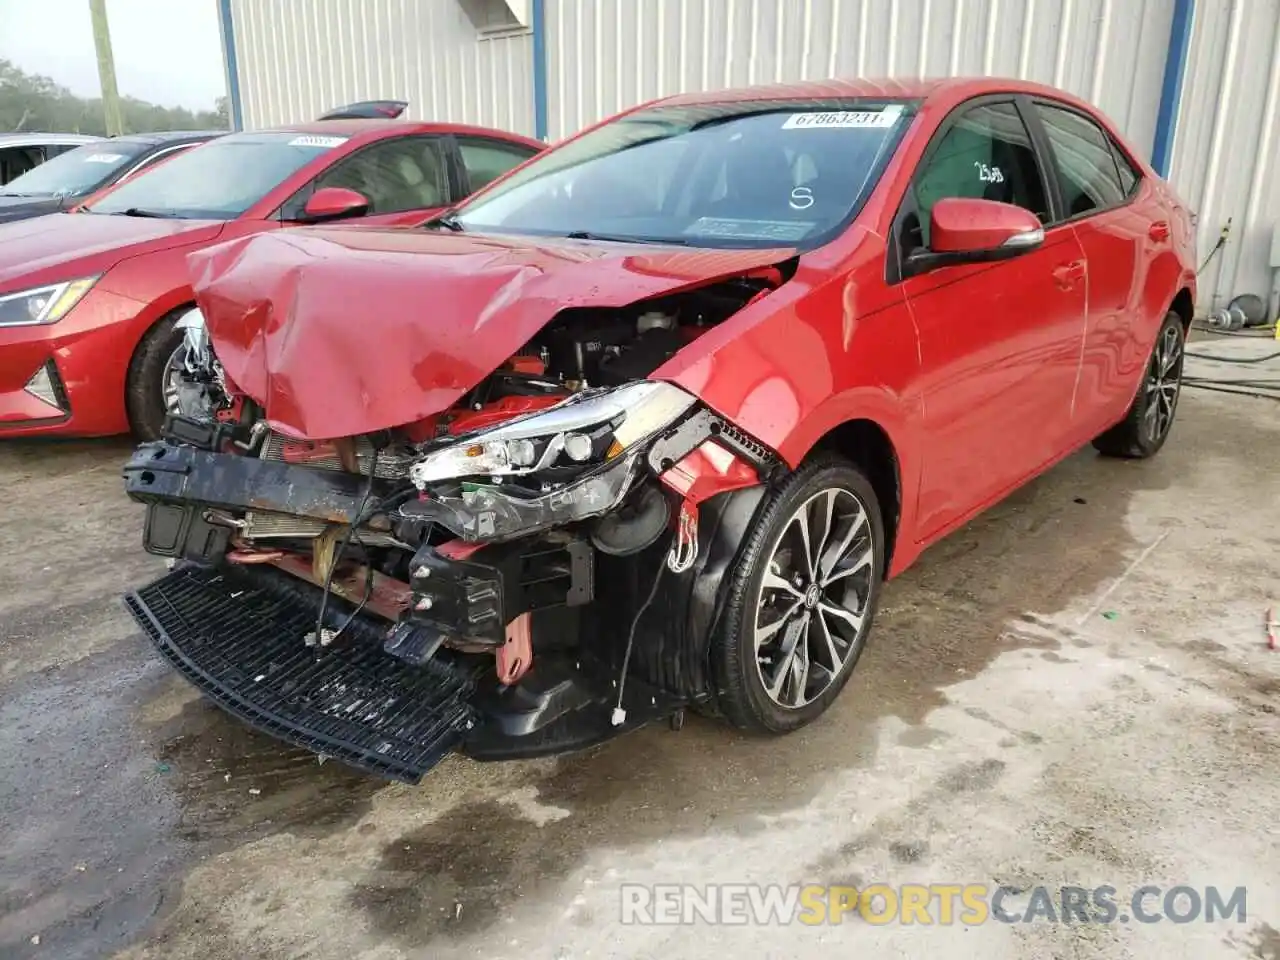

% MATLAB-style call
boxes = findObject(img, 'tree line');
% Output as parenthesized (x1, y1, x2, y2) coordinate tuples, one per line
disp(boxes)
(1, 59, 227, 135)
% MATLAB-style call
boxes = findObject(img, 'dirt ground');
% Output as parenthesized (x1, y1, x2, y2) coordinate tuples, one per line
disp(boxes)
(1, 377, 1278, 959)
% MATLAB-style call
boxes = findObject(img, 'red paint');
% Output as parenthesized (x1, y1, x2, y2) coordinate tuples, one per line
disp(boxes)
(302, 186, 370, 221)
(174, 78, 1197, 582)
(498, 613, 533, 685)
(445, 394, 564, 436)
(190, 229, 793, 440)
(929, 197, 1042, 253)
(435, 539, 486, 561)
(659, 441, 760, 505)
(0, 120, 544, 438)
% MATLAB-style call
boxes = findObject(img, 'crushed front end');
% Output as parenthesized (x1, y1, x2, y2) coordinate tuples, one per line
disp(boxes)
(123, 280, 782, 782)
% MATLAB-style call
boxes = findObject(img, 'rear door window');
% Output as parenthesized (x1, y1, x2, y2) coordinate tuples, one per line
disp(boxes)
(1033, 104, 1129, 218)
(456, 137, 539, 195)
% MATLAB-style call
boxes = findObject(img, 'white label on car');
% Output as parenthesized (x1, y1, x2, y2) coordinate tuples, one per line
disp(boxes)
(83, 153, 128, 163)
(685, 217, 815, 241)
(781, 105, 904, 129)
(287, 135, 349, 149)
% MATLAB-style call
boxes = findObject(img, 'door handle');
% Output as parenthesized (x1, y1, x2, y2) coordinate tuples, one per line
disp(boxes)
(1149, 221, 1170, 242)
(1053, 259, 1086, 288)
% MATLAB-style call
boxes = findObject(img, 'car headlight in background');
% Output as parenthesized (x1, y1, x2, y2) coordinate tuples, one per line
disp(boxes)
(409, 381, 698, 489)
(0, 277, 98, 327)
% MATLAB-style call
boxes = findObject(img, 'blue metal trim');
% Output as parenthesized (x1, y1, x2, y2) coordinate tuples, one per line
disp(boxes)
(1151, 0, 1194, 178)
(531, 0, 548, 140)
(217, 0, 244, 130)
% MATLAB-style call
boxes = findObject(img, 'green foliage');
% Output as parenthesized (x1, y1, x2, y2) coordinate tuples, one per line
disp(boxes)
(0, 59, 228, 135)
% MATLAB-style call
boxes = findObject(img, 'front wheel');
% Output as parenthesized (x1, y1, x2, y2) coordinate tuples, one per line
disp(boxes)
(124, 312, 187, 441)
(1092, 310, 1186, 459)
(711, 457, 885, 734)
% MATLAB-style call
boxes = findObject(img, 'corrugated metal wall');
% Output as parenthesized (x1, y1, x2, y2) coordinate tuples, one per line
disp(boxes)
(229, 0, 535, 135)
(227, 0, 1280, 313)
(543, 0, 1174, 151)
(1172, 0, 1280, 313)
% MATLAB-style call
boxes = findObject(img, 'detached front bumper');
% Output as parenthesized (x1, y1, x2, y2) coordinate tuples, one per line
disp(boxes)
(127, 563, 479, 782)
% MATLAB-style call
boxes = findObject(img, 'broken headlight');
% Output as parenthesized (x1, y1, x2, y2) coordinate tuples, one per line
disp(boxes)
(409, 381, 697, 488)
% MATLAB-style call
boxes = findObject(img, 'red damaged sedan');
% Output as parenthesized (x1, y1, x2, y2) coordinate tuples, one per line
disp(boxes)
(122, 78, 1196, 782)
(0, 107, 543, 439)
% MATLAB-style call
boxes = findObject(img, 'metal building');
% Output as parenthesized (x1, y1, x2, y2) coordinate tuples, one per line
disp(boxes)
(217, 0, 1279, 316)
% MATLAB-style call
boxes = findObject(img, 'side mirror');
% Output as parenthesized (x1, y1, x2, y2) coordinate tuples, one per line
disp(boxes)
(905, 197, 1044, 277)
(300, 186, 370, 223)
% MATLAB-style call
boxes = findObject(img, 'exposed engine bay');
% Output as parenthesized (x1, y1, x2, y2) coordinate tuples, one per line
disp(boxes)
(123, 272, 786, 782)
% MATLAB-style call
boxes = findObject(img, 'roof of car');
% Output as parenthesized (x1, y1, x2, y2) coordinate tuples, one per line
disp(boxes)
(655, 76, 1080, 107)
(113, 130, 226, 146)
(268, 118, 426, 136)
(0, 132, 104, 148)
(254, 118, 545, 149)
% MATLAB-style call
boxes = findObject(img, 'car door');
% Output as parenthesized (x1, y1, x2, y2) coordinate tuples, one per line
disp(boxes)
(282, 135, 455, 226)
(453, 135, 541, 198)
(1030, 101, 1151, 431)
(895, 97, 1088, 541)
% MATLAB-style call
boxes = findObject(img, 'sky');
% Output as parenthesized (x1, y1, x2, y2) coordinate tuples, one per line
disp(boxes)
(0, 0, 226, 110)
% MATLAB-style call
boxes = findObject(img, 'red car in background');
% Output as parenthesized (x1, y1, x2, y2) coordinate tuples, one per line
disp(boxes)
(0, 104, 544, 439)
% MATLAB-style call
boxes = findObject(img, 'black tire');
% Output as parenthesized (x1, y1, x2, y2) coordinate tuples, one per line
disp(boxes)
(124, 311, 186, 441)
(711, 456, 885, 734)
(1092, 310, 1186, 459)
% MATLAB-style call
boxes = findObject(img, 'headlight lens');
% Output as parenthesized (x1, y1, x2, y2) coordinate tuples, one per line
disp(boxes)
(410, 381, 697, 488)
(0, 277, 98, 327)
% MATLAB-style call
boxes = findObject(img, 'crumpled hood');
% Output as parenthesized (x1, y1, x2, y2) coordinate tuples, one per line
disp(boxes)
(189, 227, 794, 440)
(0, 211, 224, 291)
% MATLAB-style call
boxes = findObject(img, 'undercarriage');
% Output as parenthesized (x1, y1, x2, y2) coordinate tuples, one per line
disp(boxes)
(122, 279, 783, 781)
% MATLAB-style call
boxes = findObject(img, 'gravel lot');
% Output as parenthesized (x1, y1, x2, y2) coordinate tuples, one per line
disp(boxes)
(1, 377, 1278, 959)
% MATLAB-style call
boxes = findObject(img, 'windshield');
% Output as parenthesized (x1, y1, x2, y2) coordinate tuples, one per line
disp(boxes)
(87, 132, 348, 219)
(453, 99, 912, 248)
(0, 141, 148, 198)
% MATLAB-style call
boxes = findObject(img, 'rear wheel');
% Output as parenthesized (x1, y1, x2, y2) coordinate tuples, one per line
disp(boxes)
(712, 457, 885, 734)
(124, 311, 187, 441)
(1092, 310, 1185, 459)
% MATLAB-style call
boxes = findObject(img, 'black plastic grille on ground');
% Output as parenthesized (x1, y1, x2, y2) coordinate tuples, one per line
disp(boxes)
(125, 565, 477, 783)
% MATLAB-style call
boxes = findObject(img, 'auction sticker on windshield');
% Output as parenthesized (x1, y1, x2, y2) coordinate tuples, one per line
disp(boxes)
(83, 153, 128, 164)
(685, 218, 815, 242)
(287, 135, 349, 149)
(781, 105, 904, 129)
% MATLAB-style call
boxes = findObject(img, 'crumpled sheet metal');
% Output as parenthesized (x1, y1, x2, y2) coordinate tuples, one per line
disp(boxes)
(187, 227, 793, 441)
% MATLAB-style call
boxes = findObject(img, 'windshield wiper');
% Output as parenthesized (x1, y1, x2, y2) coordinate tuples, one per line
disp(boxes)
(425, 212, 464, 232)
(565, 230, 689, 246)
(118, 207, 175, 218)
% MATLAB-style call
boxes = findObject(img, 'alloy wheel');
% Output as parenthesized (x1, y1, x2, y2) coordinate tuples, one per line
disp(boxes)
(161, 344, 187, 415)
(1144, 323, 1183, 443)
(753, 487, 876, 709)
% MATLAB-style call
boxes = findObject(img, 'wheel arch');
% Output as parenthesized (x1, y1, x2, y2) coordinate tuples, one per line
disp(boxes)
(122, 297, 197, 433)
(805, 417, 902, 577)
(1170, 287, 1193, 334)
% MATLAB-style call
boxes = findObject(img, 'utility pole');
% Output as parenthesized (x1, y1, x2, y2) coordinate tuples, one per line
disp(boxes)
(88, 0, 124, 135)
